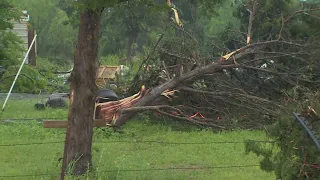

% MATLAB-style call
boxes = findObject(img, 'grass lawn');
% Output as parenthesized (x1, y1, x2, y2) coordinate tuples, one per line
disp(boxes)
(0, 99, 276, 180)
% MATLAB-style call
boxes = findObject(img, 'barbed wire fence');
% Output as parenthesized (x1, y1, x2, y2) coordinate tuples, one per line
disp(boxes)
(0, 165, 260, 178)
(0, 138, 273, 178)
(0, 139, 274, 147)
(0, 94, 272, 178)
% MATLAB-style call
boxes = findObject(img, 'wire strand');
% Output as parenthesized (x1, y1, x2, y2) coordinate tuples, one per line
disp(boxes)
(0, 141, 63, 147)
(0, 165, 259, 178)
(0, 118, 64, 121)
(0, 140, 273, 147)
(98, 164, 259, 172)
(95, 140, 274, 144)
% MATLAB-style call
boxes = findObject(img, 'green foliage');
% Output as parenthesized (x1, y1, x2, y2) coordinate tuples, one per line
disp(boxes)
(0, 65, 47, 93)
(36, 58, 71, 93)
(0, 31, 24, 67)
(99, 55, 120, 66)
(246, 96, 320, 180)
(0, 58, 70, 93)
(98, 0, 169, 58)
(0, 0, 22, 30)
(44, 8, 77, 61)
(0, 0, 24, 68)
(0, 0, 65, 94)
(12, 0, 77, 62)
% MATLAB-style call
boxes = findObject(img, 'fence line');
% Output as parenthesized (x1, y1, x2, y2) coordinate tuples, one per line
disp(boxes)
(0, 119, 271, 177)
(0, 140, 274, 147)
(0, 165, 259, 178)
(95, 140, 274, 144)
(0, 141, 63, 147)
(97, 164, 259, 172)
(0, 118, 64, 121)
(0, 173, 55, 178)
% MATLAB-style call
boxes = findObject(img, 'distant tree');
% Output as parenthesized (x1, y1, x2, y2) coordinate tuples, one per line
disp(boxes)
(11, 0, 77, 63)
(0, 0, 23, 67)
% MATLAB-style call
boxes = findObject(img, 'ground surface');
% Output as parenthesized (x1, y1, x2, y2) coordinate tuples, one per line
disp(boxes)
(0, 93, 49, 100)
(0, 98, 276, 180)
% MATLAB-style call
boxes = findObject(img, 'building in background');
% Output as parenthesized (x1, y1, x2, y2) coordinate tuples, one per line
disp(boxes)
(11, 10, 37, 65)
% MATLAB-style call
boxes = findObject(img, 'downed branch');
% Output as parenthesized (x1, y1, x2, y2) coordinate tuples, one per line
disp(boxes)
(157, 110, 226, 129)
(105, 39, 304, 128)
(179, 86, 280, 105)
(111, 58, 238, 127)
(119, 105, 225, 129)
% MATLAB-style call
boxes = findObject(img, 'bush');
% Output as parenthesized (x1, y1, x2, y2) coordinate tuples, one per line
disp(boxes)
(245, 92, 320, 179)
(0, 58, 70, 93)
(0, 65, 47, 93)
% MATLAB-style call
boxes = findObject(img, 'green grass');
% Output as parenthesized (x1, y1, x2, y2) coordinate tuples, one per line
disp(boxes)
(0, 99, 276, 180)
(0, 99, 68, 119)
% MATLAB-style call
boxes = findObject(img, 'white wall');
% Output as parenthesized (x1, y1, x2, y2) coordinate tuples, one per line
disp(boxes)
(11, 11, 29, 64)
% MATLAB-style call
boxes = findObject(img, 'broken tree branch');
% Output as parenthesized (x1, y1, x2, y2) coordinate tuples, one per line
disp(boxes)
(161, 60, 172, 80)
(158, 110, 226, 129)
(112, 39, 303, 128)
(112, 59, 238, 127)
(246, 0, 259, 44)
(179, 86, 279, 105)
(119, 105, 225, 129)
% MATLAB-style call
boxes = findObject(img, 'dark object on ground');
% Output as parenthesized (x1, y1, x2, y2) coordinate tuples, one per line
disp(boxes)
(34, 103, 45, 110)
(45, 97, 67, 108)
(97, 89, 118, 103)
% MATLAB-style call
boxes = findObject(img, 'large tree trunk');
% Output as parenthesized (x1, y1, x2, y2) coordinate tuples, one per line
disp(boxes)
(61, 9, 102, 177)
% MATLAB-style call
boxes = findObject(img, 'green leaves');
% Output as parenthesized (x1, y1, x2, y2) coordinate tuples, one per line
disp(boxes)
(246, 114, 320, 179)
(0, 0, 22, 30)
(0, 0, 24, 68)
(0, 65, 46, 93)
(0, 31, 24, 65)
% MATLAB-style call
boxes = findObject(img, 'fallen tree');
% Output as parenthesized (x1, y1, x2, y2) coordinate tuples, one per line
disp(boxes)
(98, 3, 320, 129)
(94, 39, 307, 128)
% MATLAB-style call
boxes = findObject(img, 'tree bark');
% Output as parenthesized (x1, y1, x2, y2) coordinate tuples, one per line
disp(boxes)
(27, 28, 37, 66)
(61, 9, 102, 178)
(246, 0, 258, 44)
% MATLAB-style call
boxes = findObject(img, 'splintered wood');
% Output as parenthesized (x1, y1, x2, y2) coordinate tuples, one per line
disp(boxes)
(97, 85, 148, 125)
(43, 86, 148, 128)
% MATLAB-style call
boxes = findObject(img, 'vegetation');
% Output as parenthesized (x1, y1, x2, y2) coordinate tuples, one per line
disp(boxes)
(0, 57, 70, 93)
(0, 0, 320, 178)
(245, 92, 320, 180)
(0, 0, 24, 80)
(0, 100, 275, 179)
(0, 0, 71, 93)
